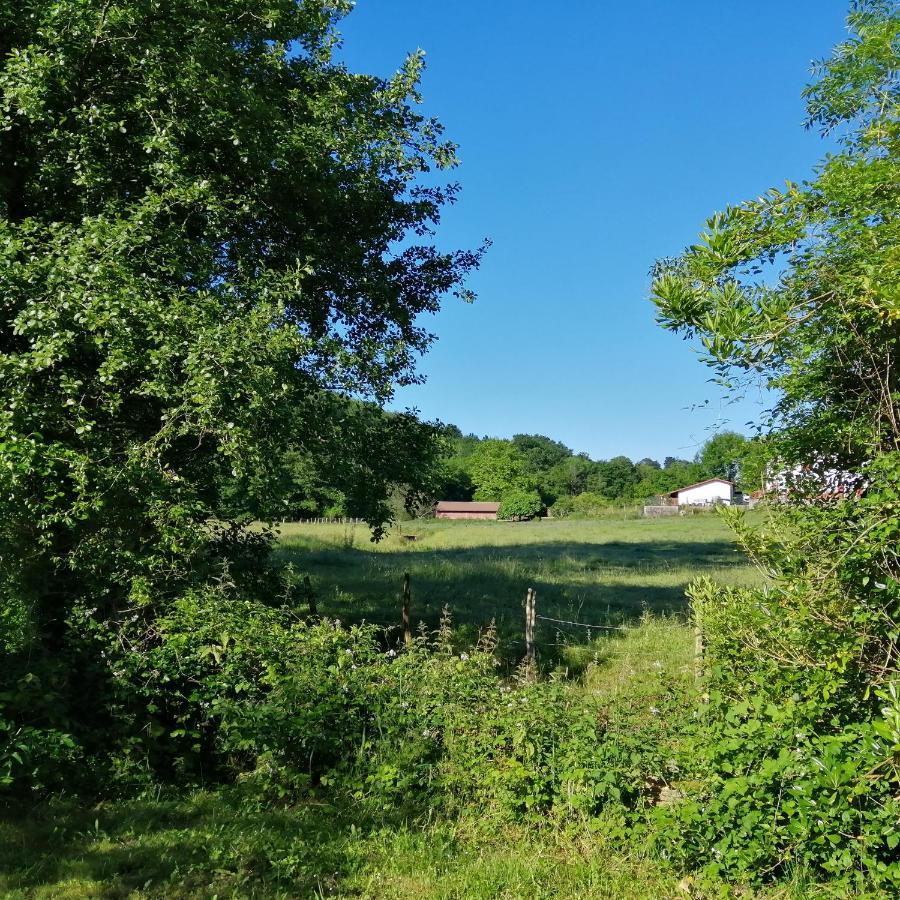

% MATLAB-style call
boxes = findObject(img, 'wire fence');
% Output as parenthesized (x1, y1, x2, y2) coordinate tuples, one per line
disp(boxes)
(534, 614, 628, 632)
(302, 574, 702, 680)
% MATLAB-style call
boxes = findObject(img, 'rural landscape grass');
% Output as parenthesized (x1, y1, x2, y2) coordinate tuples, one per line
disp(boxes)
(277, 514, 763, 668)
(1, 514, 778, 899)
(4, 2, 896, 896)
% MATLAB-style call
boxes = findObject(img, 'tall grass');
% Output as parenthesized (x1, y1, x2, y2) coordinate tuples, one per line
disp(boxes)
(1, 515, 784, 898)
(276, 515, 763, 666)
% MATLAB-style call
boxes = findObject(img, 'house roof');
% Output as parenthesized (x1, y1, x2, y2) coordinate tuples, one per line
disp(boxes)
(668, 478, 734, 497)
(435, 501, 500, 512)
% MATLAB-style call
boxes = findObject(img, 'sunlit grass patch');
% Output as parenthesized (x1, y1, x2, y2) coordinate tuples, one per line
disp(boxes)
(276, 515, 762, 669)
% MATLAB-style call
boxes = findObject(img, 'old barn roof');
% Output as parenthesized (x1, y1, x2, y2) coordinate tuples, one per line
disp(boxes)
(668, 477, 733, 497)
(435, 501, 500, 512)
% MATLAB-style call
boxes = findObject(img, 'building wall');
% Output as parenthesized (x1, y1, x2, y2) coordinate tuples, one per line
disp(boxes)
(677, 481, 733, 506)
(436, 511, 497, 520)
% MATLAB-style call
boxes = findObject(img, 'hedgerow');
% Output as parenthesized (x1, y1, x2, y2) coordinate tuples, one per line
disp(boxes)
(1, 587, 688, 832)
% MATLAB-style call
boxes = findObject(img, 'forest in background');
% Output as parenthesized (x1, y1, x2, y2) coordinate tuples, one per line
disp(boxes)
(221, 421, 766, 521)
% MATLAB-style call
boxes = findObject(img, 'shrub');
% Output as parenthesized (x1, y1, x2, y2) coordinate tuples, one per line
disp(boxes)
(24, 590, 665, 824)
(3, 574, 687, 833)
(550, 492, 610, 518)
(0, 710, 80, 794)
(658, 465, 900, 893)
(497, 489, 542, 520)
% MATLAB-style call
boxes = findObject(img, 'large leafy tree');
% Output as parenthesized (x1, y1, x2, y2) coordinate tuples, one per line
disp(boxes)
(653, 1, 897, 471)
(652, 2, 899, 886)
(220, 401, 445, 521)
(542, 454, 594, 503)
(0, 1, 481, 633)
(588, 455, 637, 500)
(695, 431, 748, 486)
(467, 439, 535, 501)
(511, 433, 572, 473)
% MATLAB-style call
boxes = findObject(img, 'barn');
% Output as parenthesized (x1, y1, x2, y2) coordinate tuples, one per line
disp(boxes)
(668, 477, 734, 506)
(435, 501, 500, 520)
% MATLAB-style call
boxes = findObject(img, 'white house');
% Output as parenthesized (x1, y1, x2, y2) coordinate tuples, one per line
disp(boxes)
(668, 478, 734, 506)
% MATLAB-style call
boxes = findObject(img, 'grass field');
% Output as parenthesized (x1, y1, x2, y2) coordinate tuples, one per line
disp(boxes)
(2, 514, 782, 899)
(0, 623, 709, 900)
(277, 514, 762, 669)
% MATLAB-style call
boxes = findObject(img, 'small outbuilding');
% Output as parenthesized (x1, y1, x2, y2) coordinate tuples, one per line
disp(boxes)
(435, 501, 500, 520)
(668, 478, 734, 507)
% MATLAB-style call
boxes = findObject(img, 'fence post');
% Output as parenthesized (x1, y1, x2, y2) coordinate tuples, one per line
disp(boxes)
(402, 573, 412, 645)
(524, 588, 536, 676)
(693, 601, 703, 682)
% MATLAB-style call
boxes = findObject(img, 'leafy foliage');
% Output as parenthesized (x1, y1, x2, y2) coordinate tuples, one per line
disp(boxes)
(2, 583, 681, 821)
(652, 2, 900, 890)
(467, 439, 536, 501)
(497, 489, 543, 520)
(218, 402, 447, 522)
(439, 430, 755, 508)
(0, 0, 480, 796)
(549, 491, 612, 518)
(696, 431, 749, 485)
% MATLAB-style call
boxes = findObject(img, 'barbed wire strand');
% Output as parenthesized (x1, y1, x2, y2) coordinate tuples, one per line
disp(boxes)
(534, 614, 628, 631)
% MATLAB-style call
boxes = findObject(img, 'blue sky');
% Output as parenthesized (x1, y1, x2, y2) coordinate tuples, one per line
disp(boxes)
(336, 1, 850, 461)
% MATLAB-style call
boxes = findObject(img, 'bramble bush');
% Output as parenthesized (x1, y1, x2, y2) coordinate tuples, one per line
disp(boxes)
(655, 464, 900, 891)
(131, 596, 675, 820)
(497, 489, 543, 521)
(2, 585, 685, 830)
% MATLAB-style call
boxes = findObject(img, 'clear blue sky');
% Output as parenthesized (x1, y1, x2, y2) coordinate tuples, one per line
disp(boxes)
(336, 1, 850, 462)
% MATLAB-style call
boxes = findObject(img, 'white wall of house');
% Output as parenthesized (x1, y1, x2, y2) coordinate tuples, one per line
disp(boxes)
(677, 480, 733, 506)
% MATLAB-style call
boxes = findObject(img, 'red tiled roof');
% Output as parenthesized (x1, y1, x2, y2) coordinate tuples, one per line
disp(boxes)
(435, 501, 500, 512)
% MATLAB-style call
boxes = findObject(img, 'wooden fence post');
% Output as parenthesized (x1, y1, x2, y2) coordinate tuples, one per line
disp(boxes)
(524, 588, 536, 675)
(693, 601, 703, 682)
(402, 573, 412, 645)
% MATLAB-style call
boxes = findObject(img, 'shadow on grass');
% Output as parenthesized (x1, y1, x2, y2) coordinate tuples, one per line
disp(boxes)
(276, 538, 748, 671)
(0, 790, 385, 898)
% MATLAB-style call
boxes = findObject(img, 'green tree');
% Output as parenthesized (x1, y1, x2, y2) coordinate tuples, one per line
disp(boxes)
(0, 0, 480, 757)
(467, 440, 535, 501)
(511, 433, 573, 473)
(497, 488, 543, 521)
(696, 431, 748, 485)
(221, 402, 447, 520)
(588, 456, 637, 500)
(739, 437, 771, 495)
(652, 2, 900, 886)
(542, 454, 594, 503)
(435, 428, 482, 500)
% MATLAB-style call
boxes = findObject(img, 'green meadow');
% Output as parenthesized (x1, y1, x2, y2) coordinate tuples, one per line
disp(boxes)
(277, 514, 762, 667)
(1, 514, 779, 900)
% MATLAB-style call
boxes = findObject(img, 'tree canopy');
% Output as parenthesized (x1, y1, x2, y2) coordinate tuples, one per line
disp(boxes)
(652, 0, 898, 473)
(435, 429, 755, 509)
(0, 0, 483, 776)
(0, 0, 482, 622)
(651, 2, 900, 884)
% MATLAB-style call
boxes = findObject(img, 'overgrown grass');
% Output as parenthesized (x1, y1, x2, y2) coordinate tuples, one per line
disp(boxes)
(0, 622, 847, 899)
(0, 621, 761, 900)
(0, 791, 692, 898)
(2, 619, 699, 899)
(3, 515, 783, 898)
(277, 515, 763, 666)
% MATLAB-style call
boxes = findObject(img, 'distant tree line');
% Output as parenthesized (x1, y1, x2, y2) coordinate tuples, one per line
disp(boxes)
(435, 427, 767, 516)
(219, 420, 766, 521)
